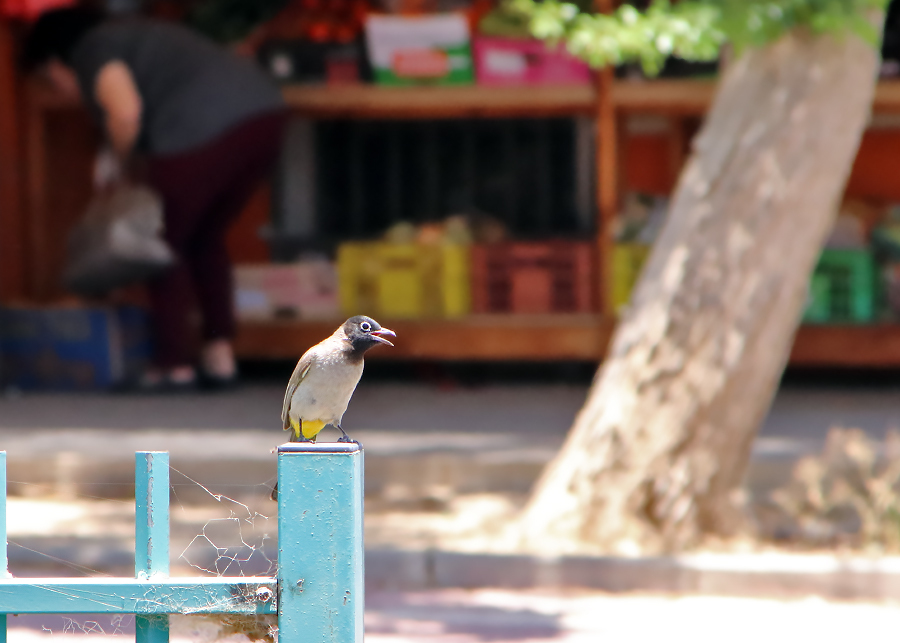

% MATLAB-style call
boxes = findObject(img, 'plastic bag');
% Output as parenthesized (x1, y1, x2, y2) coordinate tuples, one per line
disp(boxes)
(63, 184, 175, 297)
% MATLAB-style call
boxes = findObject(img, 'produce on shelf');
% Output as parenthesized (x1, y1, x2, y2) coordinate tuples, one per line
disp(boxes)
(338, 216, 493, 319)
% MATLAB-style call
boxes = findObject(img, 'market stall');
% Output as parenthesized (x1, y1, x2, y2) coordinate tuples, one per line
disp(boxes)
(3, 1, 900, 389)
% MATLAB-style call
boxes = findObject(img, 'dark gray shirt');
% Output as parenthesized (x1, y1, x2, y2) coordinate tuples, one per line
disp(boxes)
(70, 19, 284, 155)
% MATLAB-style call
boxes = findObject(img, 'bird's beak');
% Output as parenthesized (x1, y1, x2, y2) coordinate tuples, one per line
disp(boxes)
(371, 327, 395, 346)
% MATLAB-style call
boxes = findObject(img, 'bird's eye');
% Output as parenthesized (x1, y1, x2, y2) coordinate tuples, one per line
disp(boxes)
(360, 321, 371, 332)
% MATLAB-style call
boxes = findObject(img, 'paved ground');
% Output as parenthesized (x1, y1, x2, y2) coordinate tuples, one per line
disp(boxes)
(3, 378, 900, 456)
(2, 378, 900, 537)
(6, 589, 900, 642)
(4, 377, 900, 640)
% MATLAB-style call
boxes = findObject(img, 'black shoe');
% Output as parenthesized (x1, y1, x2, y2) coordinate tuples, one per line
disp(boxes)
(112, 371, 198, 395)
(198, 369, 240, 392)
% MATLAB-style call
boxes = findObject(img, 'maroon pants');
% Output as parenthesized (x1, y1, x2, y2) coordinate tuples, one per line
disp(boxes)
(146, 110, 287, 368)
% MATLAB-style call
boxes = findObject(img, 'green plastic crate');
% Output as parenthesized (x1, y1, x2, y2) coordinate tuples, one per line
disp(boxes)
(803, 249, 876, 324)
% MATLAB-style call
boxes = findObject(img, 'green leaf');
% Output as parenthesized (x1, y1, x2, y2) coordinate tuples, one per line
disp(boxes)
(506, 0, 886, 74)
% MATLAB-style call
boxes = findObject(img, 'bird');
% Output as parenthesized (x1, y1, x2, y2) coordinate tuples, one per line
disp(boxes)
(271, 316, 394, 500)
(282, 315, 395, 444)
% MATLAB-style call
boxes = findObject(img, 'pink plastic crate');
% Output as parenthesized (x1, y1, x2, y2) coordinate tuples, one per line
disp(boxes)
(473, 36, 591, 86)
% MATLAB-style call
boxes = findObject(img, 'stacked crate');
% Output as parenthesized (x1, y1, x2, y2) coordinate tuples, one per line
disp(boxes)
(804, 249, 877, 324)
(0, 305, 151, 391)
(610, 243, 651, 313)
(338, 242, 470, 318)
(470, 241, 594, 314)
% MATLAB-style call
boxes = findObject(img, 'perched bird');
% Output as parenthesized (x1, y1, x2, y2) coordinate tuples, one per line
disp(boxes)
(271, 316, 394, 500)
(282, 315, 395, 444)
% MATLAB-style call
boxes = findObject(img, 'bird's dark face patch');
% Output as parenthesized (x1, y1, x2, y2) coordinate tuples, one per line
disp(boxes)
(343, 315, 395, 358)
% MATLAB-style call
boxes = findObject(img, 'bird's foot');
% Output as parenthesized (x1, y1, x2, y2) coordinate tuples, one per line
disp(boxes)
(289, 428, 315, 443)
(336, 425, 354, 443)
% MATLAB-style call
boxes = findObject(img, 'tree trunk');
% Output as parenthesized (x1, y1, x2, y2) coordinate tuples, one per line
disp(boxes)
(518, 27, 882, 555)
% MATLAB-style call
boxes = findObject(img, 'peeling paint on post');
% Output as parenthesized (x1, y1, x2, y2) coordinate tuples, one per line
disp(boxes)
(277, 442, 364, 643)
(135, 451, 170, 643)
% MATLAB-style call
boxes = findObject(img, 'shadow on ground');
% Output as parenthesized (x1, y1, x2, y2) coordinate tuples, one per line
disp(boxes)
(366, 591, 561, 641)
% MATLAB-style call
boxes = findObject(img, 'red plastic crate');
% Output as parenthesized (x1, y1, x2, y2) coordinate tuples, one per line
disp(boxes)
(470, 241, 595, 314)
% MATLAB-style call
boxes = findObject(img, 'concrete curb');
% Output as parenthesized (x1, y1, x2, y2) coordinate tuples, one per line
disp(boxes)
(1, 431, 803, 501)
(364, 549, 900, 601)
(8, 536, 136, 573)
(10, 538, 900, 601)
(365, 549, 900, 600)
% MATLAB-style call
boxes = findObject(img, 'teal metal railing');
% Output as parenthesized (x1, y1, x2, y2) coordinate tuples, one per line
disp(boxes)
(0, 442, 364, 643)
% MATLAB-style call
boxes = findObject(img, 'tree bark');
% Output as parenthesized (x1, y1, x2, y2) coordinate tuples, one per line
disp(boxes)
(518, 27, 882, 554)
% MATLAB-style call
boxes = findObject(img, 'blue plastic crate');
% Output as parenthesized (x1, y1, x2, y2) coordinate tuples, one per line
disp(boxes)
(0, 306, 151, 391)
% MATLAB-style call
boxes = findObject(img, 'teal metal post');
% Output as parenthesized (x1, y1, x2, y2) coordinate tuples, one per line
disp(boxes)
(0, 451, 6, 643)
(135, 451, 170, 643)
(277, 442, 364, 643)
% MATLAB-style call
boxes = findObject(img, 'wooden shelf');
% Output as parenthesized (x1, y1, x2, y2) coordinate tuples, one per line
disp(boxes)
(610, 79, 900, 115)
(873, 81, 900, 112)
(221, 77, 900, 366)
(27, 82, 599, 118)
(236, 316, 900, 366)
(281, 80, 720, 120)
(235, 315, 612, 361)
(612, 79, 716, 114)
(282, 83, 597, 119)
(17, 68, 900, 366)
(30, 79, 900, 119)
(790, 324, 900, 367)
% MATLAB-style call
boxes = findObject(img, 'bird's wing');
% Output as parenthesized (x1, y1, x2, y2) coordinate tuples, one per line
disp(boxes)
(281, 349, 318, 430)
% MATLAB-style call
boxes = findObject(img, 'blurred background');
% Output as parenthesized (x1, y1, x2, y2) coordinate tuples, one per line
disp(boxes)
(4, 0, 900, 640)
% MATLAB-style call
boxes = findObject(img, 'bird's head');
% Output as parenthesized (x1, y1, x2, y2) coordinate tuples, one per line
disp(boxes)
(342, 315, 395, 352)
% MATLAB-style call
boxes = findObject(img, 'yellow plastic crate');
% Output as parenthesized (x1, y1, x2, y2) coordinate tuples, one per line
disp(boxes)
(338, 242, 470, 319)
(610, 243, 651, 313)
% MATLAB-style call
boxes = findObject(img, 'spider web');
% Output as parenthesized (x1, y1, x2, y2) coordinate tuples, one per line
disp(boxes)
(6, 466, 280, 642)
(170, 466, 277, 579)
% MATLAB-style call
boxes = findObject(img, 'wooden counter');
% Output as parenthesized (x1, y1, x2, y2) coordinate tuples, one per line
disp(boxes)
(234, 315, 900, 366)
(283, 83, 597, 119)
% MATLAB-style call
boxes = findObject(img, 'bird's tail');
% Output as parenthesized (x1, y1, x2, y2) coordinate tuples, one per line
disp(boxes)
(289, 418, 326, 441)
